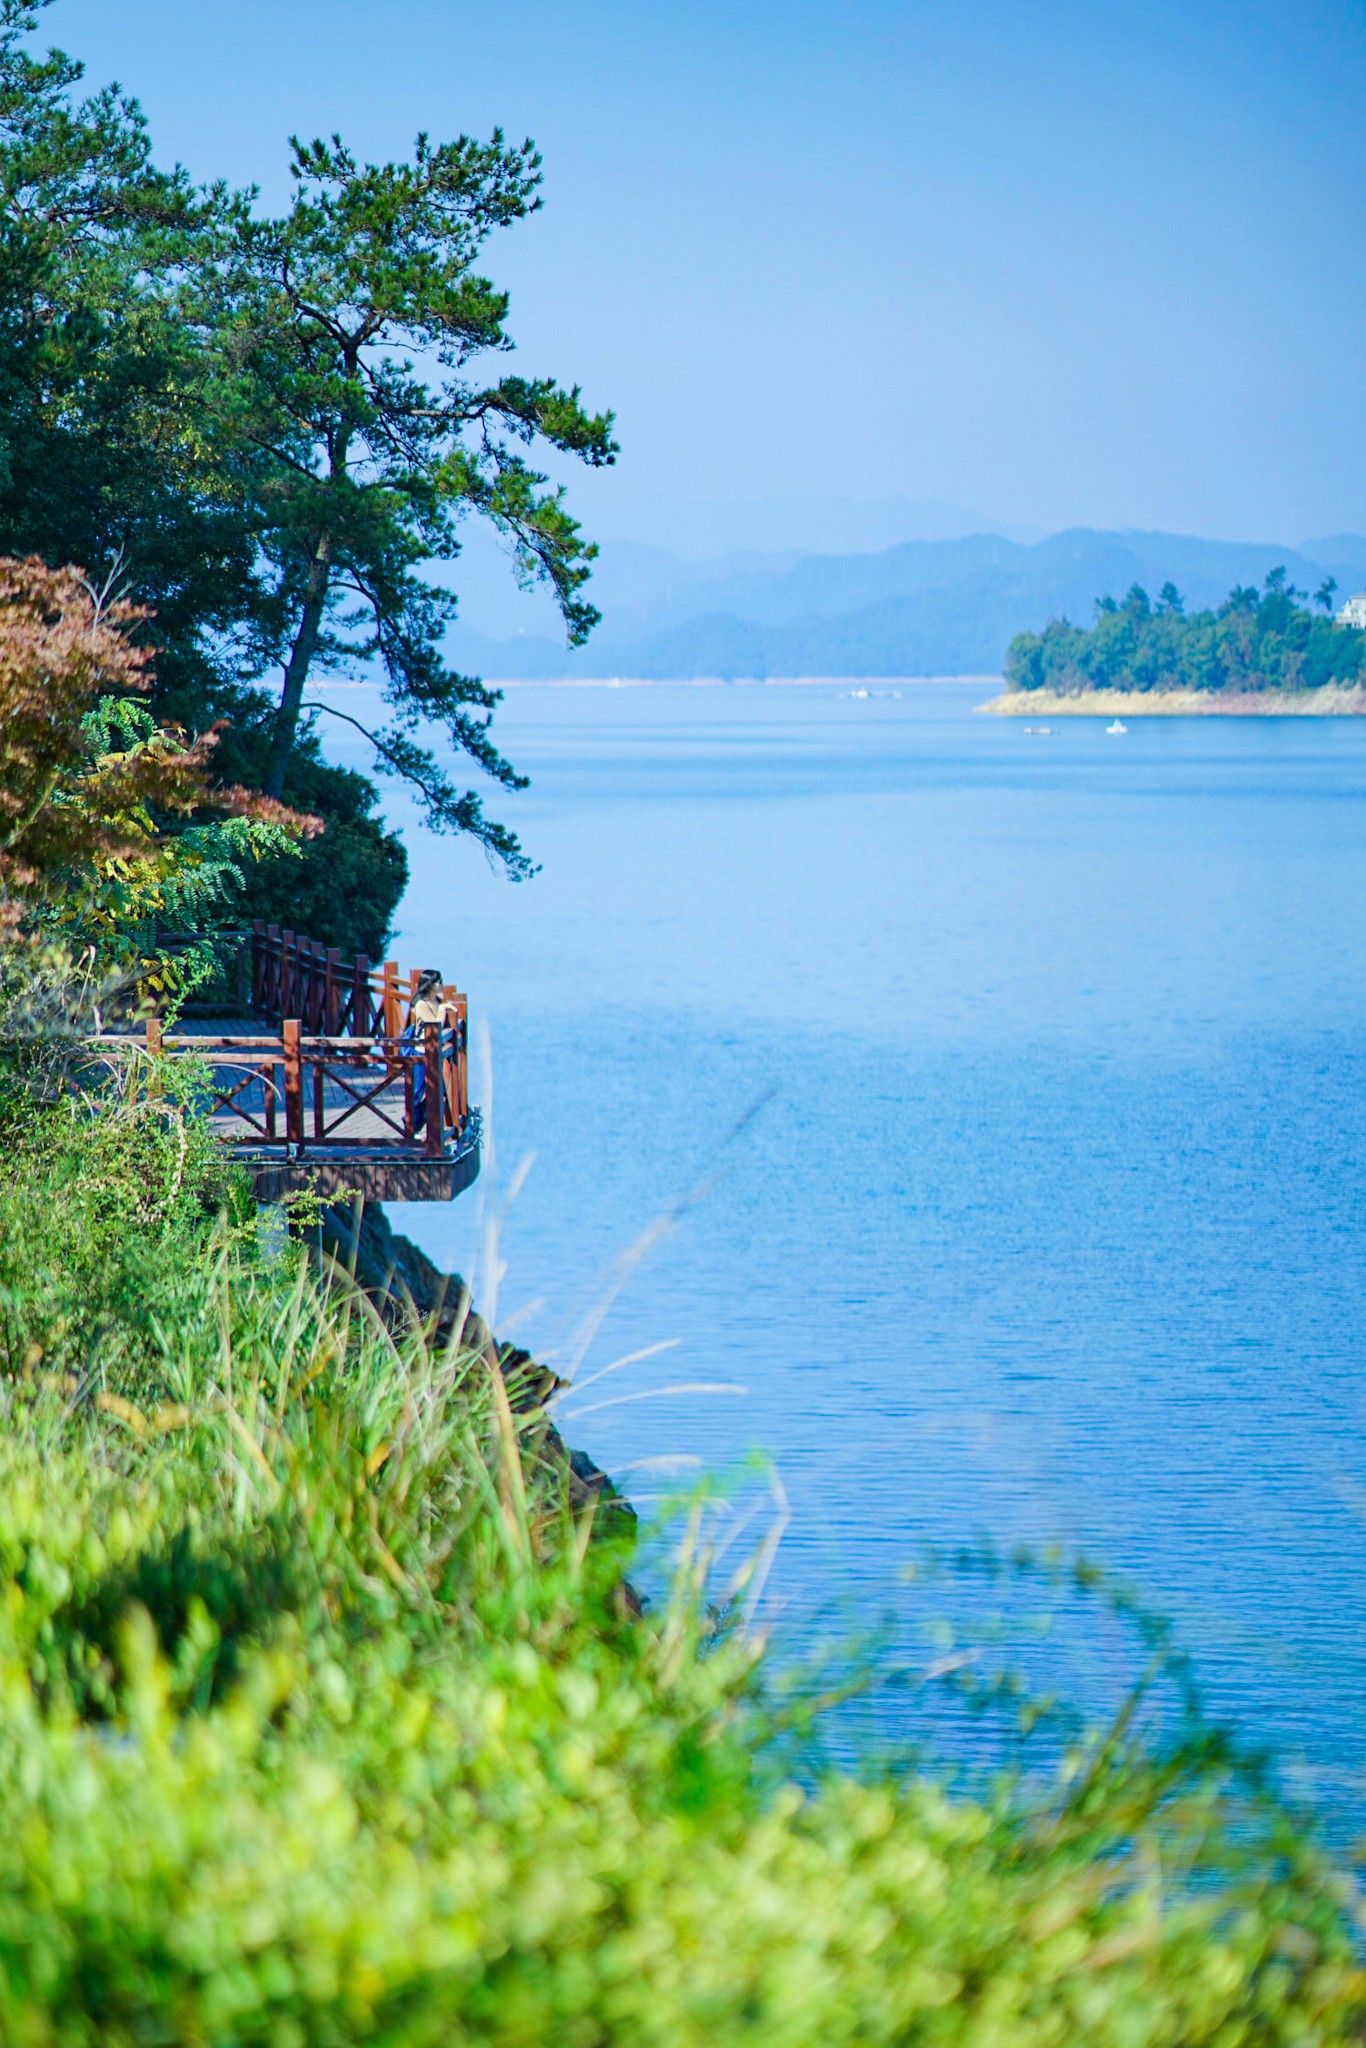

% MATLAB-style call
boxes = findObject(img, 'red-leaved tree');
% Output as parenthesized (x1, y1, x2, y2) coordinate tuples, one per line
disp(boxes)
(0, 556, 315, 939)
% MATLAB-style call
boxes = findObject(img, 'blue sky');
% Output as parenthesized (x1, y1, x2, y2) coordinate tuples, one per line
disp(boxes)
(44, 0, 1366, 547)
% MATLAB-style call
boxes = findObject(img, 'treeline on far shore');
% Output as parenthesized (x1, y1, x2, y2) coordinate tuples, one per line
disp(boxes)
(1005, 570, 1366, 696)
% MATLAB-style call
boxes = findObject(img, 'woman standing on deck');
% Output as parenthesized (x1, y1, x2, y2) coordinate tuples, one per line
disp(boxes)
(401, 969, 457, 1127)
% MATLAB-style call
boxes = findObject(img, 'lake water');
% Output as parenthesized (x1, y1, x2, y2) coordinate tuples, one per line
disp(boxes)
(318, 680, 1366, 1798)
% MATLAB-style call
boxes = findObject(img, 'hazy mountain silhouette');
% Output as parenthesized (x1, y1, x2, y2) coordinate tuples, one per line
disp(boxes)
(449, 529, 1366, 680)
(580, 492, 1045, 558)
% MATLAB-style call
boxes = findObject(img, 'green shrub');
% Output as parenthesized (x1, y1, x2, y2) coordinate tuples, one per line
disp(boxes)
(0, 1054, 245, 1402)
(227, 744, 409, 960)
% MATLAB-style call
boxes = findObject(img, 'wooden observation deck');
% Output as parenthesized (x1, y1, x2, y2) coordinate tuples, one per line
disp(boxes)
(102, 923, 480, 1204)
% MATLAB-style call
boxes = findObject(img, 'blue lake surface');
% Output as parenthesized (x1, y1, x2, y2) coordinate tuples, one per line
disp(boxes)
(318, 680, 1366, 1796)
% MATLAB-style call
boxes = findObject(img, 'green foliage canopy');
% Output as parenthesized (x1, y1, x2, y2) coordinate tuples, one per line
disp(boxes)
(203, 131, 616, 872)
(0, 2, 406, 952)
(0, 1, 270, 734)
(0, 0, 616, 925)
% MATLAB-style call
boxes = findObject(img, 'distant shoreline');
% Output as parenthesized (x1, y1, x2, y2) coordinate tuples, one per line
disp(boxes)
(490, 674, 999, 689)
(313, 674, 1366, 711)
(980, 684, 1366, 717)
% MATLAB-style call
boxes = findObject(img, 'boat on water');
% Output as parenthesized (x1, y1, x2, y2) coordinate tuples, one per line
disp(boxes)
(1106, 719, 1128, 735)
(1023, 725, 1053, 735)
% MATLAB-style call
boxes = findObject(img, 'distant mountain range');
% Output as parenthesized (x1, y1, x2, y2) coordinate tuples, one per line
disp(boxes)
(448, 529, 1366, 681)
(578, 491, 1047, 558)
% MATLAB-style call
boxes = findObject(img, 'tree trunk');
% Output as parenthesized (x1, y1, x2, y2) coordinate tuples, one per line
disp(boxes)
(265, 533, 333, 799)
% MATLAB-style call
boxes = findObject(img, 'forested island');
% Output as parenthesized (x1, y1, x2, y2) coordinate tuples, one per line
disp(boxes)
(987, 570, 1366, 713)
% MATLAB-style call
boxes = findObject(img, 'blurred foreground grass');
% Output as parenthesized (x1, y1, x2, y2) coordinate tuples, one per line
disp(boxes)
(0, 1065, 1360, 2045)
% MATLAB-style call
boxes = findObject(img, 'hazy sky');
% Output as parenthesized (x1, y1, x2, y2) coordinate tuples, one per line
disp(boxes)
(44, 0, 1366, 546)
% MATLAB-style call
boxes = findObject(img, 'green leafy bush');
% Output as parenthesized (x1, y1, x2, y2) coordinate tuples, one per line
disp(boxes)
(221, 740, 409, 962)
(0, 1054, 243, 1401)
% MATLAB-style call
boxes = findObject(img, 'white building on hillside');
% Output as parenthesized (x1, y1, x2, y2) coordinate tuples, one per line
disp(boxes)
(1335, 592, 1366, 629)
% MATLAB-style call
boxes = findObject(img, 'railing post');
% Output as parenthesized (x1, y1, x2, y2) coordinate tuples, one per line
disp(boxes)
(423, 1021, 443, 1157)
(230, 933, 249, 1011)
(144, 1017, 162, 1102)
(351, 955, 369, 1036)
(324, 948, 341, 1035)
(382, 961, 400, 1042)
(265, 1060, 277, 1140)
(266, 925, 282, 1021)
(441, 984, 459, 1132)
(313, 1046, 326, 1140)
(283, 1019, 304, 1148)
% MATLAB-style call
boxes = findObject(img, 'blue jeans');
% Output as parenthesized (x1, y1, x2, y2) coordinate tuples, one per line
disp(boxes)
(398, 1025, 453, 1124)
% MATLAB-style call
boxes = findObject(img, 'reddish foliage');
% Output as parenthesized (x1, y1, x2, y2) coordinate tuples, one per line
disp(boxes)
(0, 557, 318, 931)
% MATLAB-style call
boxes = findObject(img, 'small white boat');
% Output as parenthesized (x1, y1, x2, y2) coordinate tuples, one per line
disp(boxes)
(1023, 725, 1053, 735)
(1106, 719, 1128, 735)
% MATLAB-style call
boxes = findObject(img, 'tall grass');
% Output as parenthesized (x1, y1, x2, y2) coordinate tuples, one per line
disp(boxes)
(0, 1073, 1360, 2042)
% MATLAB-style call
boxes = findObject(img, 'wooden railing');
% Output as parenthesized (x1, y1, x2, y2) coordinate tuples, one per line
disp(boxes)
(248, 920, 469, 1135)
(251, 920, 392, 1037)
(250, 920, 465, 1040)
(132, 1017, 471, 1158)
(84, 924, 478, 1201)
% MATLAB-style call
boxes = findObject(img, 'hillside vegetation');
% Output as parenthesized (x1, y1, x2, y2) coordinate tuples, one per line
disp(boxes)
(0, 1020, 1361, 2043)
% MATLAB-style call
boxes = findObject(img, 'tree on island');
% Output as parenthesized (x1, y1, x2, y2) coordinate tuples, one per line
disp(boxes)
(1005, 569, 1366, 698)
